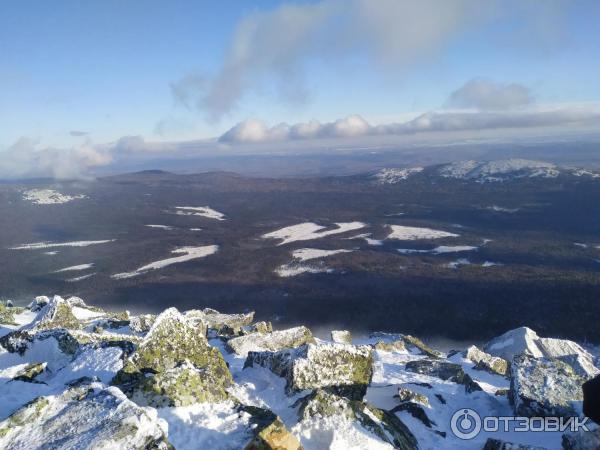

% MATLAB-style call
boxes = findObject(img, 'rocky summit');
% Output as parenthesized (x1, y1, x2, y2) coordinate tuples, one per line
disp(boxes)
(0, 295, 598, 449)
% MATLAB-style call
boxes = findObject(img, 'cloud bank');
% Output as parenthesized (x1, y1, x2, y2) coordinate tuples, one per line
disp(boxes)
(172, 0, 568, 120)
(447, 79, 534, 110)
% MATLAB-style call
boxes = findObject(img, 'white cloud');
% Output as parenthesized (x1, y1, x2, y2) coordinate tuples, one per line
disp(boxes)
(172, 0, 569, 120)
(447, 78, 533, 110)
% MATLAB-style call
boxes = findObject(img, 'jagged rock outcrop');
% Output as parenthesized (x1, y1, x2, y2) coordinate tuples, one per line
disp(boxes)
(227, 325, 315, 355)
(405, 359, 483, 393)
(239, 405, 304, 450)
(510, 353, 585, 418)
(371, 332, 441, 358)
(245, 343, 374, 399)
(396, 387, 429, 406)
(185, 308, 254, 337)
(374, 339, 407, 352)
(0, 384, 173, 449)
(112, 307, 232, 407)
(25, 295, 82, 331)
(0, 301, 23, 326)
(462, 345, 509, 377)
(483, 438, 548, 449)
(297, 389, 418, 450)
(331, 330, 352, 344)
(129, 314, 157, 333)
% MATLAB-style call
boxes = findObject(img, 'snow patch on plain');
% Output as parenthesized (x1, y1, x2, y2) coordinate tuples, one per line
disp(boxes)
(175, 206, 226, 220)
(10, 240, 115, 250)
(112, 245, 219, 279)
(22, 189, 87, 205)
(373, 167, 423, 184)
(386, 225, 459, 241)
(263, 222, 366, 246)
(54, 263, 94, 273)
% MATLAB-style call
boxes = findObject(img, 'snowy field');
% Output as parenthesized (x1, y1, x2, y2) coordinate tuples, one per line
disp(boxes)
(9, 240, 115, 250)
(22, 189, 87, 205)
(175, 206, 226, 220)
(263, 222, 366, 245)
(386, 225, 459, 241)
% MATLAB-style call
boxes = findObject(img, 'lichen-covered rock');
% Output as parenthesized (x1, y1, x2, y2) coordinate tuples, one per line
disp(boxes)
(562, 427, 600, 450)
(187, 308, 254, 336)
(483, 438, 548, 449)
(374, 339, 407, 353)
(297, 390, 417, 450)
(557, 353, 600, 379)
(0, 302, 17, 326)
(246, 321, 273, 335)
(402, 335, 442, 358)
(113, 307, 232, 407)
(245, 343, 373, 399)
(12, 362, 46, 383)
(227, 326, 315, 355)
(26, 295, 81, 331)
(331, 330, 352, 344)
(510, 353, 585, 418)
(129, 314, 157, 333)
(462, 345, 509, 377)
(240, 405, 304, 450)
(405, 359, 483, 393)
(0, 385, 173, 449)
(396, 387, 429, 406)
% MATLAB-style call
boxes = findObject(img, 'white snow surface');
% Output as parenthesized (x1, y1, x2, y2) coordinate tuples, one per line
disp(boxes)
(263, 222, 366, 245)
(373, 167, 423, 184)
(145, 224, 174, 230)
(10, 240, 115, 250)
(175, 206, 226, 220)
(112, 245, 219, 279)
(291, 248, 353, 262)
(386, 225, 459, 241)
(439, 159, 559, 182)
(22, 189, 87, 205)
(54, 263, 94, 273)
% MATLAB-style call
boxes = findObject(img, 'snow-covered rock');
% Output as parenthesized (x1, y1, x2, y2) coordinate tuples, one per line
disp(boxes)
(331, 330, 352, 344)
(405, 359, 483, 393)
(0, 383, 171, 449)
(188, 308, 255, 336)
(462, 345, 509, 377)
(245, 343, 374, 399)
(227, 325, 315, 355)
(509, 353, 585, 418)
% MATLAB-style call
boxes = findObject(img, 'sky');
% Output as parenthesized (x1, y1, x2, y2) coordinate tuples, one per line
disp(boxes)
(1, 0, 599, 178)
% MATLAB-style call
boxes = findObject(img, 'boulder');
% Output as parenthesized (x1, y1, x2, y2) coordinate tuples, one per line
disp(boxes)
(510, 353, 585, 418)
(405, 359, 483, 393)
(297, 389, 418, 450)
(240, 405, 303, 450)
(562, 427, 600, 450)
(0, 302, 17, 326)
(583, 375, 600, 425)
(245, 343, 373, 399)
(112, 307, 232, 407)
(12, 362, 46, 383)
(374, 339, 407, 352)
(402, 335, 442, 358)
(462, 345, 509, 377)
(483, 438, 548, 449)
(129, 314, 157, 334)
(27, 296, 49, 312)
(227, 326, 315, 355)
(396, 387, 429, 406)
(189, 308, 255, 336)
(245, 321, 273, 335)
(331, 330, 352, 344)
(0, 384, 173, 449)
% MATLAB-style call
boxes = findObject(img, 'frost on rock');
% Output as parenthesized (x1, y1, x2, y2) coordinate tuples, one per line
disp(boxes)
(331, 330, 352, 344)
(112, 308, 232, 407)
(509, 353, 585, 418)
(0, 384, 172, 449)
(245, 343, 374, 399)
(405, 359, 483, 393)
(228, 325, 315, 355)
(462, 345, 509, 377)
(297, 389, 418, 450)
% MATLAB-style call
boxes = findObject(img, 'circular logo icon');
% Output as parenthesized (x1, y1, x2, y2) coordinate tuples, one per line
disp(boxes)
(450, 408, 482, 440)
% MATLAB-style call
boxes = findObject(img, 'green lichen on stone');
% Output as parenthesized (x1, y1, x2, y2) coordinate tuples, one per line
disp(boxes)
(113, 308, 232, 407)
(0, 302, 17, 326)
(402, 335, 442, 358)
(240, 405, 303, 450)
(13, 362, 46, 383)
(0, 397, 50, 438)
(37, 302, 81, 331)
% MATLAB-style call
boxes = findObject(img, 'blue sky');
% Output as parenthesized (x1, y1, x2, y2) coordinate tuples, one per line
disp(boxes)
(1, 0, 599, 177)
